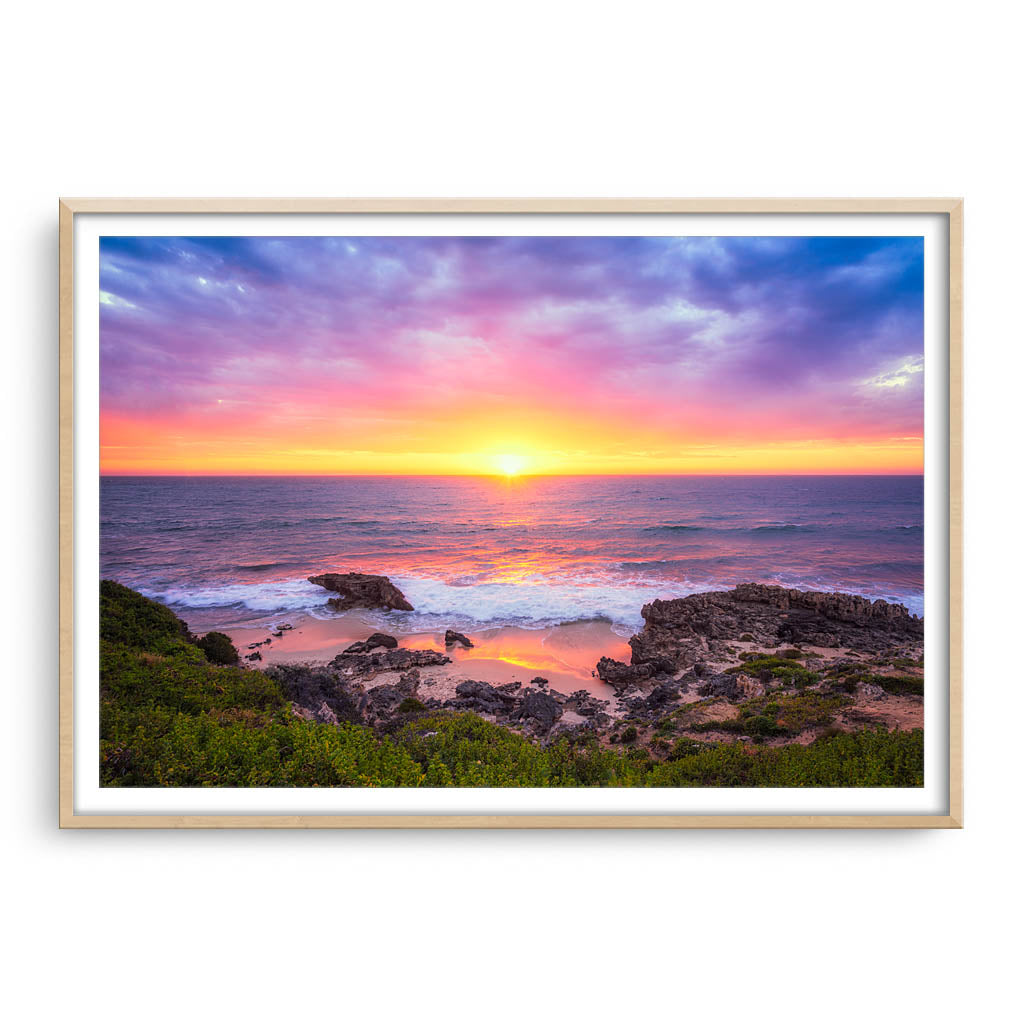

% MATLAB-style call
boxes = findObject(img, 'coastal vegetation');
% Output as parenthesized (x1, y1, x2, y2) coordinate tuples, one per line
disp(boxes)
(100, 582, 923, 789)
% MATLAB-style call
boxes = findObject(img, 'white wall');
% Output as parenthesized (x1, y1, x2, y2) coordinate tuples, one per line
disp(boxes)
(3, 2, 1017, 1020)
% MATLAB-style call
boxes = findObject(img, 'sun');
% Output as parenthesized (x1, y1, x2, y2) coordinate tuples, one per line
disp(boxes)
(493, 453, 529, 477)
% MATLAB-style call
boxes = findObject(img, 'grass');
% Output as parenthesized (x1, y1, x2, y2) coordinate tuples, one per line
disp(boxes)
(727, 654, 820, 689)
(690, 692, 853, 739)
(826, 665, 924, 697)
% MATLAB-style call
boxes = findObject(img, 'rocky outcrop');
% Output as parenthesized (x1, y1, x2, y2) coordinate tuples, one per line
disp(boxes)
(595, 657, 657, 691)
(512, 690, 562, 732)
(272, 582, 923, 750)
(696, 673, 741, 699)
(329, 647, 450, 675)
(308, 572, 413, 612)
(730, 583, 920, 626)
(450, 679, 519, 716)
(629, 584, 922, 670)
(444, 629, 474, 649)
(343, 632, 399, 655)
(267, 664, 361, 725)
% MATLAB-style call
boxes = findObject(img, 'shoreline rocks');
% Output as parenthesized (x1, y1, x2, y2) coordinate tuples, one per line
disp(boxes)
(275, 582, 923, 749)
(444, 629, 474, 649)
(308, 572, 414, 612)
(343, 632, 399, 655)
(630, 584, 923, 672)
(329, 647, 450, 675)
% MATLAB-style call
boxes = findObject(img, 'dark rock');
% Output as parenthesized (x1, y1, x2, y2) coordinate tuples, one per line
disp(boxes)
(329, 648, 450, 674)
(530, 676, 549, 688)
(308, 572, 413, 612)
(245, 651, 262, 662)
(646, 681, 682, 708)
(512, 690, 562, 732)
(596, 657, 656, 691)
(564, 690, 610, 718)
(444, 629, 474, 649)
(343, 632, 399, 655)
(449, 679, 518, 715)
(627, 584, 923, 670)
(696, 673, 741, 699)
(455, 680, 501, 701)
(265, 664, 362, 725)
(362, 685, 406, 716)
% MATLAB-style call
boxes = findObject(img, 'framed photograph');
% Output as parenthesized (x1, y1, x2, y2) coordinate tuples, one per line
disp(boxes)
(59, 198, 962, 828)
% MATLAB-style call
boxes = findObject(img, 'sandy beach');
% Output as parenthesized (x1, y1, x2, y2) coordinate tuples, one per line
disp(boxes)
(221, 611, 627, 701)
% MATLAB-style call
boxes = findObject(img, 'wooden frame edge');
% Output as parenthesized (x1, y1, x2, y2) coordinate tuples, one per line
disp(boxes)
(58, 197, 964, 215)
(59, 199, 75, 829)
(58, 198, 964, 830)
(59, 813, 962, 830)
(948, 200, 964, 827)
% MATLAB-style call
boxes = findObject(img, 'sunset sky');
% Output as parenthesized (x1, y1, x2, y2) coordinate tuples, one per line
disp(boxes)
(99, 234, 924, 475)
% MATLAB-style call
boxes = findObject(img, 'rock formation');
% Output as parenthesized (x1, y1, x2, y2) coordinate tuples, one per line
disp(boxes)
(343, 632, 399, 655)
(444, 629, 473, 649)
(308, 572, 414, 612)
(630, 584, 922, 671)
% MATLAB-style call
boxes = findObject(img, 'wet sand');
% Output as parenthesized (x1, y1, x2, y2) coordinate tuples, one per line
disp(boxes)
(221, 612, 627, 701)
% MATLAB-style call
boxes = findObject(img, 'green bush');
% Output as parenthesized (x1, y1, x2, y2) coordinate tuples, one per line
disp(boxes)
(397, 697, 426, 714)
(100, 579, 193, 651)
(728, 655, 819, 689)
(833, 671, 924, 697)
(197, 631, 239, 665)
(692, 692, 851, 739)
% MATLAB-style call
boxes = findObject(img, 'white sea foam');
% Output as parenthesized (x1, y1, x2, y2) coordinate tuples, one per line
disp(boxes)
(140, 573, 924, 629)
(390, 576, 696, 631)
(140, 574, 700, 631)
(139, 578, 329, 613)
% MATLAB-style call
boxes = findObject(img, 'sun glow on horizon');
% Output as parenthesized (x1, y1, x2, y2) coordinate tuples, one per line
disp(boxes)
(492, 453, 530, 477)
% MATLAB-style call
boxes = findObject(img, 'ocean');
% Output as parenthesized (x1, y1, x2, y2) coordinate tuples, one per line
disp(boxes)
(100, 475, 924, 636)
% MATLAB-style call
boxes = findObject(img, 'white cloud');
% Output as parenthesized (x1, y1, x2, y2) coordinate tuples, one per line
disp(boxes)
(862, 355, 924, 389)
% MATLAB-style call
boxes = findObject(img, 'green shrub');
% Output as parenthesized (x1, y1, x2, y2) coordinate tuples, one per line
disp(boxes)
(197, 631, 239, 665)
(693, 692, 851, 738)
(620, 725, 638, 743)
(838, 672, 924, 697)
(100, 579, 193, 651)
(397, 697, 426, 714)
(873, 675, 924, 696)
(728, 655, 819, 689)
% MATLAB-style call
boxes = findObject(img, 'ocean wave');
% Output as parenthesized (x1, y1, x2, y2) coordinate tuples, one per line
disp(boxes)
(642, 522, 816, 535)
(642, 524, 705, 533)
(390, 576, 686, 632)
(137, 571, 925, 630)
(139, 579, 329, 613)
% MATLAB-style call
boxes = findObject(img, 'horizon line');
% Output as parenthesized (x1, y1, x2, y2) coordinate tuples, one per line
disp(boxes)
(99, 470, 925, 479)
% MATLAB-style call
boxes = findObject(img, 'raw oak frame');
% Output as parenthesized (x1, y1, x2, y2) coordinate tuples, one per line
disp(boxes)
(59, 197, 964, 829)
